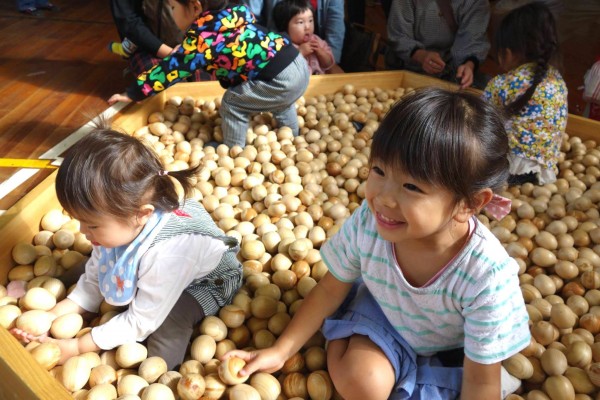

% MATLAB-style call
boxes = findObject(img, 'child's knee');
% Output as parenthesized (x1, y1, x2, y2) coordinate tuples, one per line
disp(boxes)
(328, 355, 395, 400)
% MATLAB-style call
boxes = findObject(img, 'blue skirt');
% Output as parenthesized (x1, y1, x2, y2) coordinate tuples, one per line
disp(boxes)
(321, 282, 463, 399)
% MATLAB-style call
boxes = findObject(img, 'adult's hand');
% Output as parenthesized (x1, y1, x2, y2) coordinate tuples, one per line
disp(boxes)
(456, 61, 475, 89)
(413, 50, 445, 75)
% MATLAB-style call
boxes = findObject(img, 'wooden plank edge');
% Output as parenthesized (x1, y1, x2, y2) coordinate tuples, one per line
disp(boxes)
(566, 114, 600, 142)
(0, 327, 72, 399)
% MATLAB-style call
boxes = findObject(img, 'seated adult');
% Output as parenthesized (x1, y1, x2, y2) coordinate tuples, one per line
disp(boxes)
(385, 0, 490, 89)
(246, 0, 345, 65)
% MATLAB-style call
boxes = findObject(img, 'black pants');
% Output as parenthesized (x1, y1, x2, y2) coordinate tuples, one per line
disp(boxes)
(508, 172, 539, 186)
(147, 291, 205, 370)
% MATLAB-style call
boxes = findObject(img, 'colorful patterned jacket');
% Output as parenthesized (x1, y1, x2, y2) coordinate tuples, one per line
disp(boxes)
(127, 5, 298, 101)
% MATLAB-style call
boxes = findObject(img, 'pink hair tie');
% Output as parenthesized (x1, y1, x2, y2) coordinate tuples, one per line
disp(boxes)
(484, 194, 512, 220)
(158, 170, 169, 176)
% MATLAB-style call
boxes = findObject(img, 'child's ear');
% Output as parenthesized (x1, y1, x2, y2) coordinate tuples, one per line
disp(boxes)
(453, 189, 494, 223)
(193, 0, 203, 14)
(137, 204, 156, 225)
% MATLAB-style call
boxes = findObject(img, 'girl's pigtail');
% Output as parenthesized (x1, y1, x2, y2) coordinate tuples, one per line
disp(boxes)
(156, 165, 202, 203)
(502, 2, 558, 117)
(505, 56, 549, 116)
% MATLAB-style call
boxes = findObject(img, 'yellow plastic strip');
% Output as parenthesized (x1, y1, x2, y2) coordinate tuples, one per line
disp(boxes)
(0, 158, 57, 169)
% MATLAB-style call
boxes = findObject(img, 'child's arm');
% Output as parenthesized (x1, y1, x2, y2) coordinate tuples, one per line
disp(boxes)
(461, 357, 500, 399)
(311, 36, 335, 71)
(10, 298, 86, 343)
(156, 44, 175, 58)
(297, 42, 314, 57)
(88, 236, 228, 350)
(225, 272, 352, 376)
(11, 298, 101, 364)
(122, 22, 207, 103)
(45, 332, 101, 365)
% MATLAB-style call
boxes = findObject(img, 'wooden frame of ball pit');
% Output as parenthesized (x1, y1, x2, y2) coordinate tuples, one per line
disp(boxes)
(0, 70, 599, 399)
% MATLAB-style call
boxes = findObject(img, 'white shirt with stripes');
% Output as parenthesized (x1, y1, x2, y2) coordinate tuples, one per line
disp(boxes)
(321, 201, 530, 365)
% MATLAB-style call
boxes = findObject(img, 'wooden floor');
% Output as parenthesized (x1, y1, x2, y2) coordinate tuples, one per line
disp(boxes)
(0, 0, 597, 212)
(0, 0, 129, 210)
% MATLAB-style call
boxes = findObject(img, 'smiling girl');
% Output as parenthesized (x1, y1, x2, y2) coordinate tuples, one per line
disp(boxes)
(12, 127, 242, 369)
(225, 87, 530, 399)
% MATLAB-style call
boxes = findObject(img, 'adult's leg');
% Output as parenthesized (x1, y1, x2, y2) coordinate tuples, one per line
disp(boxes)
(327, 335, 396, 400)
(147, 291, 205, 370)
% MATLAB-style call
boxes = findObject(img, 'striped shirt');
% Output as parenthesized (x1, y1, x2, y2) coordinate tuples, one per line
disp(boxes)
(321, 201, 530, 364)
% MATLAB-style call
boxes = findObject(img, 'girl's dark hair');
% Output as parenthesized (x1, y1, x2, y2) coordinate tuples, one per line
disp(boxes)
(370, 87, 509, 209)
(56, 127, 199, 222)
(496, 1, 559, 115)
(272, 0, 314, 33)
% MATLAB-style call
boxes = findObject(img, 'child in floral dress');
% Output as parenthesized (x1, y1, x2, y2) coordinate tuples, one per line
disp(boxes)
(483, 2, 567, 185)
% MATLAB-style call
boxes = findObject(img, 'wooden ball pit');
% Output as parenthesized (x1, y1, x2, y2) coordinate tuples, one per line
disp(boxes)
(1, 71, 600, 399)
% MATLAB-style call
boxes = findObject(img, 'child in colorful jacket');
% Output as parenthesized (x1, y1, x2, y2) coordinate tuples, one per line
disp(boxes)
(109, 0, 309, 148)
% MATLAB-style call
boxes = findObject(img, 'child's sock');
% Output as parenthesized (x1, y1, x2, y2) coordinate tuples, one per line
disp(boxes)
(108, 42, 130, 58)
(501, 366, 522, 398)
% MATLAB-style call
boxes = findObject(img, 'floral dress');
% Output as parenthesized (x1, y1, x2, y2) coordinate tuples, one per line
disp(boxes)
(483, 63, 568, 181)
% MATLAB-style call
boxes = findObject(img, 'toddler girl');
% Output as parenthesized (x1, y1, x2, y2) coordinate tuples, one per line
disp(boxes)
(108, 0, 309, 149)
(226, 87, 530, 399)
(272, 0, 335, 75)
(483, 2, 567, 185)
(12, 128, 242, 369)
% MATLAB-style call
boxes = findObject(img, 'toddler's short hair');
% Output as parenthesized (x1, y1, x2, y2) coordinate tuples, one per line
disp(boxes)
(272, 0, 314, 33)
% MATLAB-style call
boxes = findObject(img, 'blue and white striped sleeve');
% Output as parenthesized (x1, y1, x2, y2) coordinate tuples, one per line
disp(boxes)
(320, 202, 366, 282)
(462, 255, 530, 364)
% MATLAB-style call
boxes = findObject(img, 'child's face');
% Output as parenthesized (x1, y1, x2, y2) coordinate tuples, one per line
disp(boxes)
(365, 161, 460, 245)
(287, 9, 315, 45)
(76, 213, 146, 249)
(169, 0, 202, 31)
